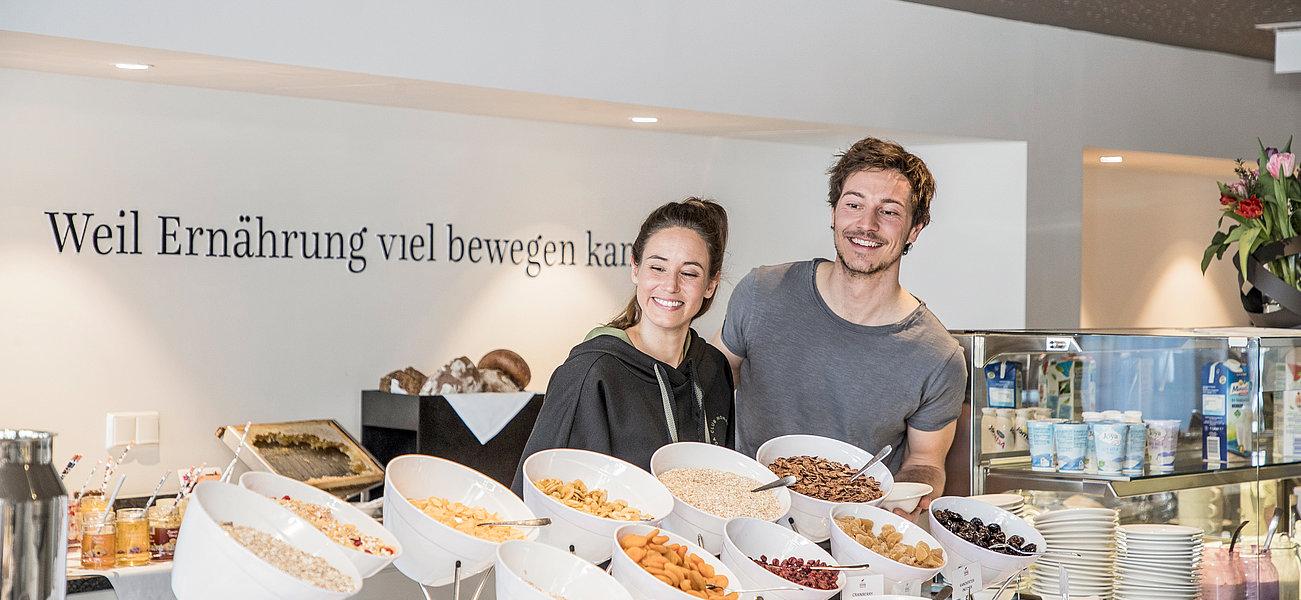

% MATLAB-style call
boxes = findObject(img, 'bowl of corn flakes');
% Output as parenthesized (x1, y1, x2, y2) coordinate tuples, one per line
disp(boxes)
(384, 454, 538, 586)
(523, 448, 675, 564)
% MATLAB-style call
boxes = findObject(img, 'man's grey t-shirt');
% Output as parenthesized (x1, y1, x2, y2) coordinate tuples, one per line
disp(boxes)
(721, 259, 967, 471)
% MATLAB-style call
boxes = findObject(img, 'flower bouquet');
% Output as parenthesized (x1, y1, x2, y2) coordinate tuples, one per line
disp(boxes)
(1203, 138, 1301, 325)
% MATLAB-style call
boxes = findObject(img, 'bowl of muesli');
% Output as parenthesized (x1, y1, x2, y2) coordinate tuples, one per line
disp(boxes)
(172, 481, 362, 600)
(240, 471, 402, 577)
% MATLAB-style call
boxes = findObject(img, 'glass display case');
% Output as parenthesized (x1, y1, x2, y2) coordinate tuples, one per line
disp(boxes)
(951, 329, 1301, 598)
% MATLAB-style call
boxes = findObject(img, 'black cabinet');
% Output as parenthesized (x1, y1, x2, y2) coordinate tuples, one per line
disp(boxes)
(360, 391, 543, 489)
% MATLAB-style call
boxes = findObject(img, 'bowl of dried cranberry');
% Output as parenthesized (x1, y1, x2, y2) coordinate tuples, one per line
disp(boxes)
(755, 435, 894, 543)
(240, 471, 402, 578)
(721, 517, 843, 600)
(927, 496, 1044, 586)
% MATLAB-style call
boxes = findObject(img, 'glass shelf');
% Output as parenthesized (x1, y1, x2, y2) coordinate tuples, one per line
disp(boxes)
(985, 455, 1301, 497)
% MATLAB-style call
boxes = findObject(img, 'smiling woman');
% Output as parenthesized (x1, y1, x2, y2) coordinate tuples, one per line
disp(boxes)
(512, 198, 737, 492)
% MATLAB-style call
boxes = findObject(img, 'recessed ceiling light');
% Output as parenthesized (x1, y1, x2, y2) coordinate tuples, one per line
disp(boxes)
(1099, 155, 1124, 164)
(114, 63, 152, 70)
(629, 116, 659, 124)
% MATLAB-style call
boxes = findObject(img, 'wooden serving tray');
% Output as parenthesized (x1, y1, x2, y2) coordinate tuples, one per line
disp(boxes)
(216, 419, 384, 498)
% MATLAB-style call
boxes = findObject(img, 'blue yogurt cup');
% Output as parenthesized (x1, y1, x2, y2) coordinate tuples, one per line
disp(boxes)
(1054, 422, 1090, 473)
(1028, 419, 1058, 471)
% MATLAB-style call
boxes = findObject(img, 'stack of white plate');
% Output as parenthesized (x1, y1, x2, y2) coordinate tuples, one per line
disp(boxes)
(1114, 524, 1203, 600)
(1027, 508, 1117, 599)
(969, 494, 1026, 518)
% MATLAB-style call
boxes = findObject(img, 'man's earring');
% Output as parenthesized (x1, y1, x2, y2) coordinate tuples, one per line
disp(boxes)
(903, 243, 912, 255)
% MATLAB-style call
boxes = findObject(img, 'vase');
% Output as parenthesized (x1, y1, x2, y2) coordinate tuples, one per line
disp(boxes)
(1236, 237, 1301, 329)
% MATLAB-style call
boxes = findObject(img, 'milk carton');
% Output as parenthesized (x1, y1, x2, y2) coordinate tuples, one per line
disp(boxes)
(1203, 359, 1250, 463)
(985, 361, 1022, 409)
(1274, 348, 1301, 457)
(1039, 355, 1096, 421)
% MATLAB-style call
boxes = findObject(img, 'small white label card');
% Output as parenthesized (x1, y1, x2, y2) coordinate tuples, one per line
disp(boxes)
(843, 572, 885, 598)
(895, 579, 923, 596)
(941, 561, 983, 598)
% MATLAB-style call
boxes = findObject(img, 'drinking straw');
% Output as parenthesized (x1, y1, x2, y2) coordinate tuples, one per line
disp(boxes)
(76, 461, 102, 498)
(59, 454, 83, 480)
(143, 471, 171, 511)
(219, 422, 253, 483)
(94, 474, 126, 533)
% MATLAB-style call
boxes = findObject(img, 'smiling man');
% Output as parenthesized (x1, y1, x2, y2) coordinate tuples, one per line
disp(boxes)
(716, 137, 966, 520)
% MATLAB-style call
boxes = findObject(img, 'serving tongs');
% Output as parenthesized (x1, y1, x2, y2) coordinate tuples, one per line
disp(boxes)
(849, 444, 892, 482)
(475, 517, 552, 528)
(750, 475, 798, 493)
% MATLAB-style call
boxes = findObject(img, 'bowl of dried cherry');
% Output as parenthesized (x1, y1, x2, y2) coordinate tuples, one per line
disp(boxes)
(720, 517, 843, 600)
(927, 496, 1044, 586)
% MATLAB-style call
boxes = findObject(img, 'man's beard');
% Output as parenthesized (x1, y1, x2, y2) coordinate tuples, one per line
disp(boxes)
(834, 232, 902, 278)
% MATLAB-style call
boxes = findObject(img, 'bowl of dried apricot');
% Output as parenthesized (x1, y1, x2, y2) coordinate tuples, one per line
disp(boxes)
(611, 524, 743, 600)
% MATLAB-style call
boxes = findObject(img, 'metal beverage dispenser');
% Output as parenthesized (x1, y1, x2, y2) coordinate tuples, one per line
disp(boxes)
(1, 430, 68, 600)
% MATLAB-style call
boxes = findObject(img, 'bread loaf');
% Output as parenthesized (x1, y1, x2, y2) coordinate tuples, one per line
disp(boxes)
(422, 356, 482, 394)
(477, 349, 531, 390)
(478, 368, 520, 392)
(380, 367, 427, 395)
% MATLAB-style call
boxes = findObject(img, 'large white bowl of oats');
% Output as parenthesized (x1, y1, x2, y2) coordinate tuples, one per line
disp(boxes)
(240, 471, 402, 577)
(649, 442, 791, 555)
(384, 454, 539, 587)
(522, 448, 675, 564)
(172, 481, 362, 600)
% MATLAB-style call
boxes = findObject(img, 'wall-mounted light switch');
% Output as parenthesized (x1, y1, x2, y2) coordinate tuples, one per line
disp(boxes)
(105, 411, 161, 450)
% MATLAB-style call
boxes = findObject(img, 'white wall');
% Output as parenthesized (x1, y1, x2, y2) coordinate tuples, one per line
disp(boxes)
(0, 68, 1024, 494)
(5, 0, 1299, 327)
(1081, 164, 1251, 328)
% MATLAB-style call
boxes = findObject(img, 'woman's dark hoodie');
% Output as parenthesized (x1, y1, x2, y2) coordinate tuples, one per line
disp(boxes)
(511, 327, 735, 494)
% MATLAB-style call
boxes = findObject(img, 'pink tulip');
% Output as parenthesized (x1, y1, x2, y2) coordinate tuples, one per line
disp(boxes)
(1229, 181, 1249, 197)
(1267, 152, 1296, 179)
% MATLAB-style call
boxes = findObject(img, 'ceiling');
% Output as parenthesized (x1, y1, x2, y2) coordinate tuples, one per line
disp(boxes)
(1083, 147, 1238, 176)
(0, 31, 993, 148)
(900, 0, 1300, 61)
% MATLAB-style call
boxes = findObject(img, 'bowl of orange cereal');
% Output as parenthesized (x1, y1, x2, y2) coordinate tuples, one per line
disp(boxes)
(383, 454, 539, 586)
(523, 448, 675, 564)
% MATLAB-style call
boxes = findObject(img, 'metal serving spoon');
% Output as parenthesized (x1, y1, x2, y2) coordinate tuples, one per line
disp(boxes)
(750, 475, 798, 493)
(849, 445, 892, 482)
(475, 518, 552, 528)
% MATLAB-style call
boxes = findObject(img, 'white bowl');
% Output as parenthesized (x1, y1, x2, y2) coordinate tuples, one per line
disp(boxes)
(721, 517, 843, 600)
(172, 481, 362, 600)
(522, 448, 675, 564)
(755, 435, 895, 542)
(878, 483, 932, 515)
(495, 540, 634, 600)
(828, 503, 946, 594)
(239, 471, 402, 578)
(650, 442, 792, 554)
(927, 496, 1045, 587)
(610, 523, 747, 600)
(383, 454, 538, 586)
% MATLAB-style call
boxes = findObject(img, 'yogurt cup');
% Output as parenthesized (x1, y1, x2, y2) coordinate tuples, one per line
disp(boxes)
(1053, 423, 1089, 473)
(1090, 421, 1128, 474)
(1146, 419, 1181, 472)
(1123, 423, 1147, 474)
(1027, 420, 1057, 471)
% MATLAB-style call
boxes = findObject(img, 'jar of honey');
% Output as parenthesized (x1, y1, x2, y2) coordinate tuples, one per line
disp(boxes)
(79, 510, 116, 570)
(115, 508, 150, 566)
(146, 504, 182, 561)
